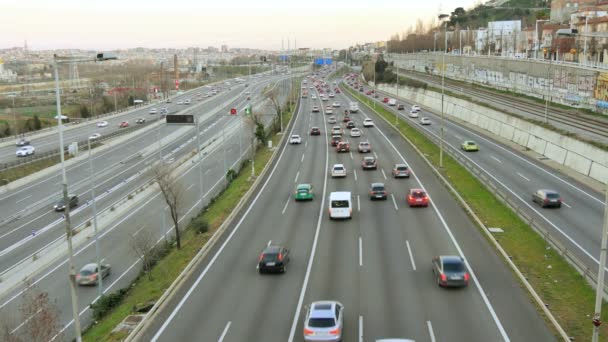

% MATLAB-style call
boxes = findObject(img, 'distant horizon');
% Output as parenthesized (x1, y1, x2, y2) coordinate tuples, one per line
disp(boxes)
(1, 0, 478, 51)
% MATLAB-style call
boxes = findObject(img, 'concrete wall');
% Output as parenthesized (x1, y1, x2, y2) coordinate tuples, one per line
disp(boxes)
(378, 83, 608, 184)
(389, 53, 606, 111)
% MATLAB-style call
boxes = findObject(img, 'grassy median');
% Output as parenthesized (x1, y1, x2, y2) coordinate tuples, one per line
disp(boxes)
(83, 107, 294, 341)
(345, 86, 608, 341)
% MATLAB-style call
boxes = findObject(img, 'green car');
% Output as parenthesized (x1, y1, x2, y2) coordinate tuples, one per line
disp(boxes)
(461, 140, 479, 152)
(294, 184, 314, 201)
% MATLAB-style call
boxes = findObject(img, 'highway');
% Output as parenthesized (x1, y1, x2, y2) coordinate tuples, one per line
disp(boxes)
(137, 75, 555, 341)
(0, 71, 296, 341)
(353, 80, 608, 288)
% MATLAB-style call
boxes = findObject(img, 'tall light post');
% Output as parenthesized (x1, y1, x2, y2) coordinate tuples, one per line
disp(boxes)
(580, 16, 590, 66)
(87, 136, 103, 298)
(8, 94, 17, 137)
(439, 14, 450, 168)
(195, 115, 204, 200)
(54, 53, 116, 342)
(535, 19, 550, 59)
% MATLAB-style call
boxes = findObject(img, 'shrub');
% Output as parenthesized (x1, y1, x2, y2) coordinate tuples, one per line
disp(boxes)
(91, 289, 128, 321)
(190, 216, 209, 234)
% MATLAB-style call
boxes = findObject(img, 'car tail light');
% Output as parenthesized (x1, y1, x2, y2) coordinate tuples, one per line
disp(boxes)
(329, 328, 341, 335)
(440, 273, 447, 282)
(304, 328, 314, 336)
(278, 253, 283, 261)
(383, 191, 388, 195)
(408, 195, 413, 201)
(464, 272, 470, 282)
(258, 253, 264, 262)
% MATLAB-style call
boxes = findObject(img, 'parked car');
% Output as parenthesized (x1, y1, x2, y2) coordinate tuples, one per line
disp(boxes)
(53, 194, 79, 211)
(258, 245, 290, 273)
(532, 189, 562, 208)
(432, 255, 470, 288)
(76, 263, 111, 286)
(16, 145, 35, 157)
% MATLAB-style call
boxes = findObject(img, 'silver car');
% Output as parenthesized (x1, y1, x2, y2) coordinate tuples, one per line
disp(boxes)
(76, 263, 111, 286)
(304, 301, 344, 341)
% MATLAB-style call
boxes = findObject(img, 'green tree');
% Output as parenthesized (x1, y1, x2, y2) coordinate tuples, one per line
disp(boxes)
(80, 104, 90, 118)
(33, 115, 41, 130)
(128, 95, 135, 106)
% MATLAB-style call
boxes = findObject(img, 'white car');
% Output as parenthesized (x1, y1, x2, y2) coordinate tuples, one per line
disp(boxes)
(16, 145, 35, 157)
(149, 108, 158, 114)
(311, 94, 317, 99)
(332, 102, 341, 108)
(184, 99, 191, 105)
(89, 133, 102, 140)
(409, 110, 419, 118)
(177, 100, 184, 105)
(411, 105, 421, 112)
(420, 117, 431, 125)
(350, 128, 361, 137)
(329, 93, 335, 98)
(321, 96, 329, 101)
(363, 119, 374, 127)
(388, 98, 397, 106)
(331, 126, 343, 135)
(331, 164, 347, 178)
(312, 106, 320, 113)
(326, 108, 333, 114)
(96, 121, 108, 127)
(290, 135, 302, 144)
(328, 117, 337, 124)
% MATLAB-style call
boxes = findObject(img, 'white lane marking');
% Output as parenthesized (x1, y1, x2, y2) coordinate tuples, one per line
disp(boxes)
(204, 169, 211, 174)
(218, 321, 231, 342)
(490, 155, 502, 163)
(301, 153, 305, 162)
(406, 240, 417, 271)
(354, 169, 358, 181)
(132, 225, 146, 237)
(366, 111, 511, 341)
(305, 141, 308, 148)
(516, 172, 530, 181)
(391, 194, 399, 211)
(357, 195, 361, 212)
(373, 151, 378, 158)
(358, 237, 363, 266)
(294, 171, 300, 183)
(186, 184, 195, 191)
(267, 240, 272, 247)
(359, 315, 364, 342)
(427, 321, 436, 342)
(350, 151, 353, 160)
(562, 201, 572, 208)
(15, 195, 32, 204)
(381, 168, 387, 180)
(288, 87, 331, 342)
(282, 197, 290, 215)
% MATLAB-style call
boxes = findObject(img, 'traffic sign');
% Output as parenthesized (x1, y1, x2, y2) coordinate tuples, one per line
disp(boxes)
(166, 114, 194, 125)
(230, 108, 237, 115)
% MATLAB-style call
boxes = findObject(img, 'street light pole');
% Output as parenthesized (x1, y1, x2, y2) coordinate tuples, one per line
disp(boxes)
(53, 58, 83, 342)
(195, 115, 204, 200)
(592, 187, 608, 342)
(583, 16, 589, 66)
(439, 14, 449, 168)
(87, 137, 103, 298)
(9, 95, 17, 137)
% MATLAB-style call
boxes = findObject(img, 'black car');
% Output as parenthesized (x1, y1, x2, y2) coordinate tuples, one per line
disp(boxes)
(310, 127, 321, 136)
(532, 189, 562, 208)
(54, 195, 79, 211)
(346, 121, 356, 129)
(258, 245, 290, 274)
(369, 183, 387, 200)
(432, 255, 469, 288)
(15, 138, 30, 147)
(397, 104, 405, 110)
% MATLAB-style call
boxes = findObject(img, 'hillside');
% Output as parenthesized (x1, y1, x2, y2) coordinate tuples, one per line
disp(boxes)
(450, 0, 550, 29)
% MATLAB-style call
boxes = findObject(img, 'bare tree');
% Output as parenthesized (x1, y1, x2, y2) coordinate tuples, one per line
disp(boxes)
(152, 164, 184, 249)
(264, 86, 282, 131)
(0, 283, 64, 342)
(130, 229, 157, 280)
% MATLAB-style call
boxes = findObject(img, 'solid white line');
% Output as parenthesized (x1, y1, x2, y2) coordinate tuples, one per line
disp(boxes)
(562, 201, 572, 208)
(490, 155, 502, 163)
(357, 195, 361, 212)
(15, 195, 32, 204)
(204, 169, 211, 174)
(373, 151, 378, 158)
(358, 237, 363, 266)
(391, 194, 399, 211)
(186, 184, 195, 191)
(406, 240, 417, 271)
(132, 225, 146, 237)
(354, 169, 358, 181)
(381, 169, 387, 180)
(294, 171, 300, 183)
(218, 321, 231, 342)
(301, 153, 305, 162)
(427, 321, 436, 342)
(516, 172, 530, 181)
(350, 151, 353, 159)
(267, 240, 272, 247)
(359, 315, 364, 342)
(282, 197, 290, 215)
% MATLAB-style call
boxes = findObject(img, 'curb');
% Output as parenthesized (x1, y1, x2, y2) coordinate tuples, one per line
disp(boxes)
(125, 84, 301, 341)
(344, 85, 571, 341)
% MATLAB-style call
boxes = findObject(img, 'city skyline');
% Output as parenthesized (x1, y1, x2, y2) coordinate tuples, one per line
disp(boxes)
(1, 0, 477, 51)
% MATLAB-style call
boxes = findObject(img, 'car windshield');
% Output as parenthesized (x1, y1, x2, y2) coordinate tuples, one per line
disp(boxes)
(411, 191, 426, 198)
(79, 270, 94, 276)
(331, 200, 349, 208)
(397, 166, 408, 171)
(372, 186, 384, 191)
(443, 261, 465, 272)
(467, 142, 475, 145)
(308, 318, 336, 328)
(262, 253, 279, 262)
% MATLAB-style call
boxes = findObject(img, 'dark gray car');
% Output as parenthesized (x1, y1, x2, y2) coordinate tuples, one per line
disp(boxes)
(369, 183, 387, 200)
(53, 195, 79, 211)
(432, 255, 469, 288)
(532, 189, 562, 208)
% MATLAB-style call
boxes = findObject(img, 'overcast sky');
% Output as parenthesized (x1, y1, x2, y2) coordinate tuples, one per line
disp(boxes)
(1, 0, 479, 51)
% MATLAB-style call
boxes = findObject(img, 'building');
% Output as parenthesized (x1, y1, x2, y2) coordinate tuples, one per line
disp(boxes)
(488, 20, 522, 55)
(551, 0, 598, 23)
(0, 58, 17, 82)
(221, 45, 228, 53)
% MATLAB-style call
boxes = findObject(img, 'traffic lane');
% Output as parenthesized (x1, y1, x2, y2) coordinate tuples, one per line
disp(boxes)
(344, 88, 556, 341)
(144, 88, 323, 341)
(1, 121, 251, 341)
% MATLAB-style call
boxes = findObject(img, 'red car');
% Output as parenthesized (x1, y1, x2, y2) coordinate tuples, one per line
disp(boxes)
(310, 127, 321, 135)
(119, 121, 129, 128)
(336, 142, 350, 153)
(343, 116, 351, 122)
(407, 188, 429, 207)
(365, 90, 373, 95)
(331, 135, 342, 146)
(335, 88, 341, 93)
(383, 97, 389, 103)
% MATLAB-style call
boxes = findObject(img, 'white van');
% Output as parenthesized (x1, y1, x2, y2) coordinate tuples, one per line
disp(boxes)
(388, 98, 397, 106)
(329, 192, 352, 220)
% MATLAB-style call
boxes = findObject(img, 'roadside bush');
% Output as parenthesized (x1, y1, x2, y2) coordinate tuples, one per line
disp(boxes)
(190, 216, 209, 234)
(226, 168, 238, 183)
(91, 289, 128, 321)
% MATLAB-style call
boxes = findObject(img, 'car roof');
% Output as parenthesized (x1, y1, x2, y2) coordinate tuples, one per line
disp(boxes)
(333, 164, 345, 168)
(297, 183, 311, 189)
(441, 255, 464, 264)
(410, 188, 425, 193)
(359, 141, 369, 145)
(81, 263, 98, 271)
(539, 189, 559, 194)
(364, 156, 375, 160)
(310, 301, 340, 318)
(262, 245, 283, 254)
(395, 164, 408, 168)
(329, 191, 350, 200)
(371, 182, 385, 187)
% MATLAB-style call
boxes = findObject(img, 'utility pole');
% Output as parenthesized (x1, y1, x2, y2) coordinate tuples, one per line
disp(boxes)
(592, 187, 608, 342)
(439, 14, 449, 168)
(87, 137, 103, 298)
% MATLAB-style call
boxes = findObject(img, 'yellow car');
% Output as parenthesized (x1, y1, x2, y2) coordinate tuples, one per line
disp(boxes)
(461, 140, 479, 152)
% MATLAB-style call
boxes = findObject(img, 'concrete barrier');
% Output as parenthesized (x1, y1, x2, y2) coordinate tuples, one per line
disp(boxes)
(378, 83, 608, 184)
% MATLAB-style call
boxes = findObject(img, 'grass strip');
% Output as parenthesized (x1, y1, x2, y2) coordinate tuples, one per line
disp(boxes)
(0, 153, 73, 186)
(82, 100, 295, 342)
(345, 85, 608, 341)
